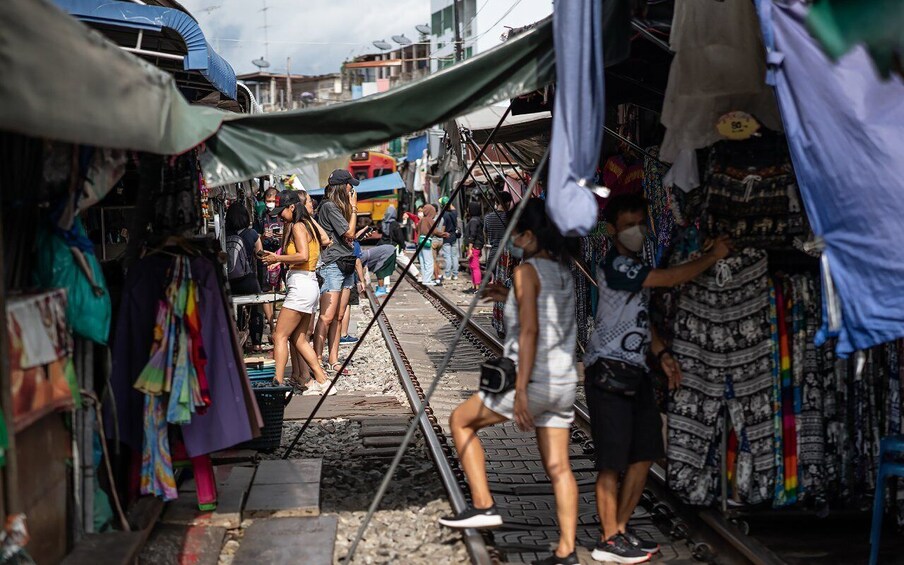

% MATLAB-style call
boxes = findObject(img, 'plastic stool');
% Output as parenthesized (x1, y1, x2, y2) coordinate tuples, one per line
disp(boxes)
(869, 435, 904, 565)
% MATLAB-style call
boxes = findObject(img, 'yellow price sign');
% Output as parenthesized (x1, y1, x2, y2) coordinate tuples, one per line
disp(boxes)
(716, 111, 761, 140)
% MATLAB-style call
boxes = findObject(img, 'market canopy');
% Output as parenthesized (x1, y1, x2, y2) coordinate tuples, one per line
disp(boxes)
(1, 0, 226, 155)
(455, 106, 552, 144)
(53, 0, 237, 99)
(306, 172, 405, 197)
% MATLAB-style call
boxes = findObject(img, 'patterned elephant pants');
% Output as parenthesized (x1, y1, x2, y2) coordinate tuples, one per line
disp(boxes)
(667, 248, 775, 506)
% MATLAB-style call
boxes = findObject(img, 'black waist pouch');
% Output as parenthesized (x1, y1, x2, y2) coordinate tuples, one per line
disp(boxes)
(335, 254, 357, 276)
(479, 357, 517, 394)
(587, 358, 645, 396)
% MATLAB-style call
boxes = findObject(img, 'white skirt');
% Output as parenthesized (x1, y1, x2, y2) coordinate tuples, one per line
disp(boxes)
(283, 270, 319, 314)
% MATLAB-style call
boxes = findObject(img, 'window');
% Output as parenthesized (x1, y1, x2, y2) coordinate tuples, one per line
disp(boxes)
(465, 47, 473, 59)
(431, 10, 442, 35)
(442, 5, 453, 32)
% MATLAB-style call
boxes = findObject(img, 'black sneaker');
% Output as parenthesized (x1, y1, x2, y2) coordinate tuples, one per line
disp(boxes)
(591, 534, 651, 564)
(533, 550, 579, 565)
(437, 505, 502, 529)
(624, 528, 660, 554)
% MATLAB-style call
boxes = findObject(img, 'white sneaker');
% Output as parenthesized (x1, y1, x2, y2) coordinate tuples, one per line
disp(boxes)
(438, 505, 503, 529)
(303, 380, 337, 396)
(423, 281, 438, 286)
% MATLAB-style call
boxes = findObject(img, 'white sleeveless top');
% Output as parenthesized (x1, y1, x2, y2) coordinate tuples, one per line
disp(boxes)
(502, 257, 578, 385)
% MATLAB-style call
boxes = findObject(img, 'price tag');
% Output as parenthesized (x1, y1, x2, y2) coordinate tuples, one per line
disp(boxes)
(716, 111, 761, 140)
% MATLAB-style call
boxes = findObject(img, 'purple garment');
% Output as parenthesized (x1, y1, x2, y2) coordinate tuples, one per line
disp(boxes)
(107, 255, 253, 456)
(756, 1, 904, 355)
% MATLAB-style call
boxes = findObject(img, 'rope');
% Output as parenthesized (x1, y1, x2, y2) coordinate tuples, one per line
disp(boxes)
(344, 148, 550, 564)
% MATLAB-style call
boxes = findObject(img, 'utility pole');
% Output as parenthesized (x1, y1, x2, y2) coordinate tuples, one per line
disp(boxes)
(452, 0, 463, 62)
(286, 57, 292, 109)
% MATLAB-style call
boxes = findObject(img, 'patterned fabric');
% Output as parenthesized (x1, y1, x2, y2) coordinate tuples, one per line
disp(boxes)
(775, 278, 799, 506)
(642, 146, 674, 266)
(797, 274, 827, 504)
(668, 248, 775, 505)
(492, 248, 518, 338)
(141, 395, 177, 500)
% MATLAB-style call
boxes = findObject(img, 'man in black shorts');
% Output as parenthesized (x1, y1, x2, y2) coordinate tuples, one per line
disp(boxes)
(584, 194, 731, 563)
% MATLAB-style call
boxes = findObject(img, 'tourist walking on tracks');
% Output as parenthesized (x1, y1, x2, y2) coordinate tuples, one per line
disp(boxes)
(440, 199, 580, 565)
(260, 190, 336, 395)
(314, 169, 359, 375)
(584, 194, 732, 563)
(439, 196, 461, 281)
(483, 191, 512, 269)
(465, 201, 485, 294)
(417, 203, 447, 286)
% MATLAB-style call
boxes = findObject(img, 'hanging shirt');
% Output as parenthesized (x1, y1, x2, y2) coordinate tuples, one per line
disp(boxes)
(584, 248, 652, 369)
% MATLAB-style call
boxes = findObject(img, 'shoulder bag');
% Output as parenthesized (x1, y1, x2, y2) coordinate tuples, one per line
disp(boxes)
(586, 358, 645, 396)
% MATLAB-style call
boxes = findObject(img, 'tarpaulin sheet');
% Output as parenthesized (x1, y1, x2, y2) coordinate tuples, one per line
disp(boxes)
(757, 0, 904, 355)
(200, 19, 555, 186)
(307, 172, 404, 196)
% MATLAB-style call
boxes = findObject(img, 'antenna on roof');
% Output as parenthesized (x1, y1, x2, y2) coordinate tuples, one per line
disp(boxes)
(415, 24, 432, 35)
(372, 40, 392, 50)
(392, 34, 413, 46)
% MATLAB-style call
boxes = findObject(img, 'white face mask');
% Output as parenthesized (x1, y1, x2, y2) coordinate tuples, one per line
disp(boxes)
(417, 212, 424, 218)
(617, 225, 647, 253)
(266, 202, 276, 211)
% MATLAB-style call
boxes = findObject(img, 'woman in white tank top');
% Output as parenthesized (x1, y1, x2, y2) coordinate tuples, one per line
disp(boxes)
(438, 200, 580, 565)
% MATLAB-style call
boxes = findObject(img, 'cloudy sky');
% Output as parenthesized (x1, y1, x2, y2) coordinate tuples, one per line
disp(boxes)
(181, 0, 553, 76)
(181, 0, 430, 76)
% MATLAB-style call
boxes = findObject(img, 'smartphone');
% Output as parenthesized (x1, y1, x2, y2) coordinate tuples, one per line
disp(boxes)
(256, 250, 266, 258)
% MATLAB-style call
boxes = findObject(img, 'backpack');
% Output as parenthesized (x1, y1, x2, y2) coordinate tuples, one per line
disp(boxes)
(226, 229, 253, 280)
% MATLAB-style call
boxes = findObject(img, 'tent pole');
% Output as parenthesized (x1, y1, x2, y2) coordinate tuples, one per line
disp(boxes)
(281, 103, 516, 459)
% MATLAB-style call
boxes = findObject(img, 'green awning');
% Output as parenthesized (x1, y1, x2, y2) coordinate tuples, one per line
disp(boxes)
(201, 19, 554, 186)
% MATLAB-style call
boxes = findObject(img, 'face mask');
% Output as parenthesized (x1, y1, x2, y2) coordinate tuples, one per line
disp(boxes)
(266, 202, 276, 211)
(617, 225, 647, 253)
(507, 240, 525, 260)
(417, 212, 424, 218)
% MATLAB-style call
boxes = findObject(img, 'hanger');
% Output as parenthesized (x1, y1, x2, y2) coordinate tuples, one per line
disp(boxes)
(145, 235, 201, 258)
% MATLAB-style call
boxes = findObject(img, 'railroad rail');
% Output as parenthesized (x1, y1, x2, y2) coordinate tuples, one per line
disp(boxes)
(366, 261, 781, 564)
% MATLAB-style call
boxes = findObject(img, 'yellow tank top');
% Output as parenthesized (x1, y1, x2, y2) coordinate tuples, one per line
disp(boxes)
(286, 228, 319, 271)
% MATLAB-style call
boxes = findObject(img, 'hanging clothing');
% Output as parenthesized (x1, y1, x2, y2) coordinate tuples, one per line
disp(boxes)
(660, 0, 782, 163)
(756, 1, 904, 355)
(668, 248, 775, 506)
(108, 254, 255, 458)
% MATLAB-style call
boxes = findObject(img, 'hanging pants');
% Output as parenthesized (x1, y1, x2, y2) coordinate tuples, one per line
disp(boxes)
(667, 249, 776, 506)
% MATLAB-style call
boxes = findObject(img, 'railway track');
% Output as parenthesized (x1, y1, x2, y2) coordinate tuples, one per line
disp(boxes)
(364, 261, 779, 564)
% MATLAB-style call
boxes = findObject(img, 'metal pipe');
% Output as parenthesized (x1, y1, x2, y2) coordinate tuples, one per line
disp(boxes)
(631, 19, 672, 53)
(121, 47, 184, 61)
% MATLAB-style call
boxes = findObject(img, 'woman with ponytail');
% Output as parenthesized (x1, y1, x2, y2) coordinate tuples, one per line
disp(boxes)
(261, 190, 336, 395)
(313, 169, 359, 375)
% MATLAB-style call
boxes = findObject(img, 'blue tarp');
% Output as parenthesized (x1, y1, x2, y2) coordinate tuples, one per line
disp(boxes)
(757, 0, 904, 355)
(307, 172, 405, 197)
(406, 135, 428, 162)
(54, 0, 237, 99)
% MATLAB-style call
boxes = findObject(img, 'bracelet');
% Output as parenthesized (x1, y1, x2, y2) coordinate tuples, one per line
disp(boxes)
(351, 207, 358, 213)
(657, 348, 674, 361)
